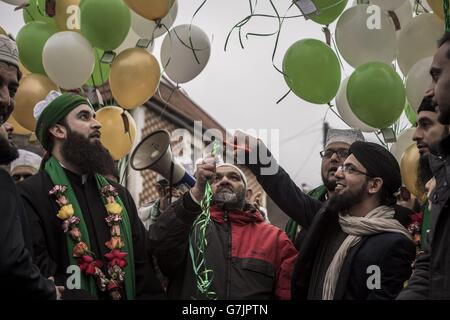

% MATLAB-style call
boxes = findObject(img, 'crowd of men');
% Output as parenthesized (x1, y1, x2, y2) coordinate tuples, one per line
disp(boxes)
(2, 31, 450, 300)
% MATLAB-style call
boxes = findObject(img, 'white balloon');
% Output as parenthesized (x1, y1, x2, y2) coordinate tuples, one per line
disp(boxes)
(390, 127, 415, 164)
(395, 0, 414, 31)
(160, 24, 211, 84)
(114, 27, 154, 55)
(335, 77, 376, 132)
(397, 13, 443, 76)
(406, 56, 433, 112)
(43, 31, 95, 89)
(371, 0, 407, 11)
(1, 0, 27, 6)
(131, 0, 178, 40)
(336, 5, 397, 67)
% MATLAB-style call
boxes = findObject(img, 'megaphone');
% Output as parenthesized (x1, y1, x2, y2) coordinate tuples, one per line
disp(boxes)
(130, 129, 196, 187)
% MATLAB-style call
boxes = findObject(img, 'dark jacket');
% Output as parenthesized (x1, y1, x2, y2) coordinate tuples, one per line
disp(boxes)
(398, 135, 450, 300)
(0, 169, 55, 300)
(149, 193, 298, 300)
(18, 170, 164, 300)
(247, 147, 415, 300)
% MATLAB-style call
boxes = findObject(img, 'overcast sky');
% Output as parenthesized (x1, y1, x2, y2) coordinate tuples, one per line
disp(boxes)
(0, 0, 413, 188)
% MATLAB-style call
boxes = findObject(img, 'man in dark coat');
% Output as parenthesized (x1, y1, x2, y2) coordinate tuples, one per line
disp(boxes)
(0, 34, 56, 299)
(238, 133, 415, 300)
(398, 32, 450, 300)
(18, 91, 164, 300)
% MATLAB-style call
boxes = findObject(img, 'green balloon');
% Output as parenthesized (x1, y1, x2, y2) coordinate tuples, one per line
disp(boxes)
(307, 0, 348, 25)
(23, 0, 55, 25)
(347, 62, 405, 129)
(283, 39, 341, 104)
(16, 21, 59, 74)
(86, 49, 111, 87)
(80, 0, 130, 51)
(405, 102, 417, 125)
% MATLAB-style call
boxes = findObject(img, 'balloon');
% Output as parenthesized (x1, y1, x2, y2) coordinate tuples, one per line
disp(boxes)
(16, 21, 59, 74)
(347, 62, 405, 129)
(283, 38, 341, 104)
(427, 0, 449, 19)
(1, 0, 27, 5)
(336, 5, 397, 67)
(86, 49, 110, 87)
(110, 48, 160, 109)
(55, 0, 81, 31)
(400, 143, 424, 199)
(123, 0, 174, 21)
(404, 102, 417, 125)
(131, 0, 177, 39)
(96, 106, 137, 160)
(12, 74, 59, 131)
(390, 127, 415, 163)
(42, 31, 95, 89)
(335, 77, 376, 132)
(80, 0, 130, 51)
(6, 115, 32, 135)
(397, 13, 443, 75)
(23, 0, 54, 24)
(305, 0, 348, 25)
(406, 56, 433, 112)
(0, 26, 6, 35)
(395, 0, 414, 32)
(114, 27, 154, 55)
(370, 0, 407, 11)
(160, 24, 211, 84)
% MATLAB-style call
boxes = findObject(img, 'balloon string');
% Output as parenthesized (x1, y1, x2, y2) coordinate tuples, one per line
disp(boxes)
(156, 83, 179, 122)
(444, 0, 450, 32)
(188, 141, 220, 300)
(276, 89, 291, 104)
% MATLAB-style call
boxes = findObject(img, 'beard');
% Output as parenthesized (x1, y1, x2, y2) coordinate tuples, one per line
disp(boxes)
(416, 154, 433, 196)
(61, 129, 117, 176)
(322, 171, 337, 192)
(213, 184, 246, 211)
(0, 135, 18, 165)
(326, 179, 368, 213)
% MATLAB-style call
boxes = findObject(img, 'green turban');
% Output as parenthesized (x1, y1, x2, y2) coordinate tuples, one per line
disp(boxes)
(35, 93, 92, 150)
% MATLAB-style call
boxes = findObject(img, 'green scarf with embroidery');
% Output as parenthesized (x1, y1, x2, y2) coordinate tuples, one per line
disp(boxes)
(285, 185, 328, 241)
(45, 156, 135, 299)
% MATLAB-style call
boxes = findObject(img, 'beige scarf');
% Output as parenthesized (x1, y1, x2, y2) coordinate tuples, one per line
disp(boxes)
(322, 205, 412, 300)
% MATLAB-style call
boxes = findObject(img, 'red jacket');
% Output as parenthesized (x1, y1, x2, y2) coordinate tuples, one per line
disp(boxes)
(149, 193, 298, 299)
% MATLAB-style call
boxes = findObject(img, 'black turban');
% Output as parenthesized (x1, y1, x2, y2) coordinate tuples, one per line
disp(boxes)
(349, 141, 401, 195)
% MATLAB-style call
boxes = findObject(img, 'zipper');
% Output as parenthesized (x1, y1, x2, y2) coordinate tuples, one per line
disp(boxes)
(224, 210, 232, 299)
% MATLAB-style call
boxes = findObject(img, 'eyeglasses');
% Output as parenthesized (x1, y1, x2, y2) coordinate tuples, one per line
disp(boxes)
(320, 148, 349, 159)
(337, 164, 373, 177)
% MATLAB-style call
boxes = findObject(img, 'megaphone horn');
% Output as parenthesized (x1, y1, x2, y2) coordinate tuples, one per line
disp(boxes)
(130, 129, 196, 187)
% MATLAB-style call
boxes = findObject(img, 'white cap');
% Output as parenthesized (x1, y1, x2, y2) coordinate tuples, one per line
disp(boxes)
(10, 149, 42, 173)
(33, 90, 62, 120)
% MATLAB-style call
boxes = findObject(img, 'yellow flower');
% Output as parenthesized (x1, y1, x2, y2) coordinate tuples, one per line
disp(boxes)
(105, 202, 122, 215)
(57, 204, 74, 220)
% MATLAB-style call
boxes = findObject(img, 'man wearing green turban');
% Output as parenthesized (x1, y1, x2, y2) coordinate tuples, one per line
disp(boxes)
(18, 91, 164, 300)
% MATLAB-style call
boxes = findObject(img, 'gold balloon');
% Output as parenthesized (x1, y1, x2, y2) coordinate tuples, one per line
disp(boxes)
(109, 48, 160, 110)
(19, 61, 31, 77)
(96, 106, 137, 160)
(6, 115, 32, 136)
(55, 0, 81, 31)
(400, 144, 425, 200)
(0, 26, 7, 35)
(123, 0, 174, 20)
(13, 74, 59, 132)
(427, 0, 448, 20)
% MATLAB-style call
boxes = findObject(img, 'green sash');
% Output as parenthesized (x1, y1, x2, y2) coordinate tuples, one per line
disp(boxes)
(45, 156, 135, 299)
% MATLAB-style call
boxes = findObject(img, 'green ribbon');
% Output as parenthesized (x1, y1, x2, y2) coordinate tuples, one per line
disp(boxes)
(444, 0, 450, 32)
(189, 142, 220, 299)
(45, 156, 135, 299)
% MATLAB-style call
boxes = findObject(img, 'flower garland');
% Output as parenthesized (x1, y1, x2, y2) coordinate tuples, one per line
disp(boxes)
(49, 184, 128, 300)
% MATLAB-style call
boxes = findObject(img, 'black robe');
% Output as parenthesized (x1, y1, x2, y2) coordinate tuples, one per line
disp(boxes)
(0, 168, 55, 299)
(18, 169, 164, 300)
